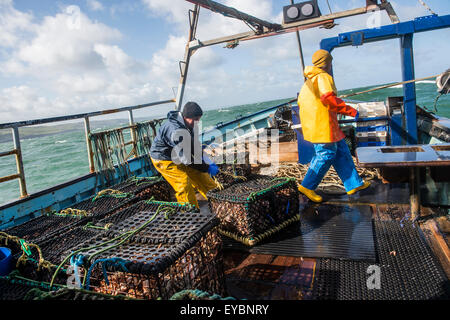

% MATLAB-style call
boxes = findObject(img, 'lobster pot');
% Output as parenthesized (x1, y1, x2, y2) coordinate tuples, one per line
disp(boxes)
(0, 276, 60, 300)
(12, 224, 106, 286)
(207, 175, 300, 246)
(1, 214, 88, 256)
(62, 201, 225, 300)
(12, 202, 164, 286)
(0, 277, 128, 300)
(112, 175, 174, 202)
(21, 287, 130, 301)
(214, 163, 252, 186)
(64, 190, 138, 220)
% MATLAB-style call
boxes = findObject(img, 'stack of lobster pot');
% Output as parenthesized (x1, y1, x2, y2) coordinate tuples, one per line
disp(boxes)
(207, 175, 299, 246)
(355, 101, 390, 147)
(58, 200, 226, 300)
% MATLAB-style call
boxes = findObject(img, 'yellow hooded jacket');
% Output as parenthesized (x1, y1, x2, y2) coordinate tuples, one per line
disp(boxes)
(297, 66, 356, 143)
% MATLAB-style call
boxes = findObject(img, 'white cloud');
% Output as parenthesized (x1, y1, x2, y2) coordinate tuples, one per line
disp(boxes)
(87, 0, 104, 12)
(0, 86, 59, 121)
(17, 10, 122, 71)
(1, 0, 449, 123)
(141, 0, 191, 24)
(0, 4, 166, 122)
(0, 0, 35, 48)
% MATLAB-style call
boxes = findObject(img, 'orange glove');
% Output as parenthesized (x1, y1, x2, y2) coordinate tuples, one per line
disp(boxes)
(320, 92, 358, 117)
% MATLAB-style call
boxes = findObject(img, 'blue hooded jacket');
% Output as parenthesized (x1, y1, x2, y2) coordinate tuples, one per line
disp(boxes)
(150, 111, 209, 172)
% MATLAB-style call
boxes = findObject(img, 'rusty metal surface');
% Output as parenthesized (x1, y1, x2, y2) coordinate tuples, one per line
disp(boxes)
(356, 143, 450, 168)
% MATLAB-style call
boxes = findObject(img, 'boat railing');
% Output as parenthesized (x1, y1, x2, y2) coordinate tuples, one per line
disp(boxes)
(0, 99, 175, 199)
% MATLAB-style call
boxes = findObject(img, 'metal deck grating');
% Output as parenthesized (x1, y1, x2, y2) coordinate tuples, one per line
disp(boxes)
(311, 220, 450, 300)
(222, 204, 376, 262)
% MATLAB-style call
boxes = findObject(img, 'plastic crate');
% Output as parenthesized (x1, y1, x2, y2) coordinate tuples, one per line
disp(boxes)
(207, 175, 300, 246)
(356, 131, 388, 139)
(356, 119, 389, 133)
(355, 102, 388, 118)
(357, 141, 388, 147)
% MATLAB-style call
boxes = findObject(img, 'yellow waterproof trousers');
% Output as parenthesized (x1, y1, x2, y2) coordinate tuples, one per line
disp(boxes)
(151, 158, 218, 208)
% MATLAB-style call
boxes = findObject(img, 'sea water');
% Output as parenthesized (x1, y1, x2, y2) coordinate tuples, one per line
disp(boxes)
(0, 81, 449, 205)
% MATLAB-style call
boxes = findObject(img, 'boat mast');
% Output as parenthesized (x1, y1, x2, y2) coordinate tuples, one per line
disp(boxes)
(176, 0, 399, 110)
(175, 4, 200, 111)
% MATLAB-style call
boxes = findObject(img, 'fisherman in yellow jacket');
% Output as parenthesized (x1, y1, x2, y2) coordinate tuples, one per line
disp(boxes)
(297, 49, 370, 203)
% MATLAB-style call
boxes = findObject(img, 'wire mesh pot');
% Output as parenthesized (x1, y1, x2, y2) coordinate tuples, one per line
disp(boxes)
(59, 200, 226, 300)
(207, 175, 300, 246)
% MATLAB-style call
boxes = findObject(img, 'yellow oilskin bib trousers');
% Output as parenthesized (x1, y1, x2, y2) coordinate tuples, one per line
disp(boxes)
(151, 158, 218, 209)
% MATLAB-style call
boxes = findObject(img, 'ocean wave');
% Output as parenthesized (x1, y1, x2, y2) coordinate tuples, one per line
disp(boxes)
(416, 80, 435, 84)
(388, 85, 403, 89)
(55, 140, 67, 144)
(388, 80, 435, 89)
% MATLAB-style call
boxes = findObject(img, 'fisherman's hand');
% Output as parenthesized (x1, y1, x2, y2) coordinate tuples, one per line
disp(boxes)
(208, 163, 219, 177)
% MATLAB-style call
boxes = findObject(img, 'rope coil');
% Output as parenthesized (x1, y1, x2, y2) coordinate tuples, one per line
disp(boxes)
(92, 189, 131, 202)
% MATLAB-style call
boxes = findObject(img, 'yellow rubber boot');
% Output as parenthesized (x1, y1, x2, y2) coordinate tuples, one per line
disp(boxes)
(298, 185, 323, 203)
(347, 181, 371, 195)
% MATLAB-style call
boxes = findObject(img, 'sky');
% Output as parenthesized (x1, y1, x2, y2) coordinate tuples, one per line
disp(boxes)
(0, 0, 449, 123)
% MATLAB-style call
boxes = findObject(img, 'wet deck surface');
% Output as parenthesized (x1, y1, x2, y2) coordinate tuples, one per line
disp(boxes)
(209, 181, 450, 300)
(222, 203, 376, 262)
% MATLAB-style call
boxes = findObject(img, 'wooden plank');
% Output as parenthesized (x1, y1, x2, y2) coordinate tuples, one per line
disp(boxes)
(421, 220, 450, 279)
(258, 141, 299, 163)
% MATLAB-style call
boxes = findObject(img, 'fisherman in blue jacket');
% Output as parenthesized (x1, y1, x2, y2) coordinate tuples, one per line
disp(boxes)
(150, 102, 219, 208)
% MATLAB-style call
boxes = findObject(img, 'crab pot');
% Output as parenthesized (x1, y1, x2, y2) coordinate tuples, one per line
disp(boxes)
(62, 201, 226, 300)
(215, 163, 252, 186)
(1, 214, 88, 256)
(0, 277, 128, 300)
(207, 175, 300, 246)
(0, 276, 58, 300)
(112, 176, 175, 202)
(65, 191, 138, 220)
(11, 224, 106, 286)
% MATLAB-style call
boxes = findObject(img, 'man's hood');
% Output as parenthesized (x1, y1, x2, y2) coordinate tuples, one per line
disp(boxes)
(166, 110, 186, 127)
(304, 65, 327, 80)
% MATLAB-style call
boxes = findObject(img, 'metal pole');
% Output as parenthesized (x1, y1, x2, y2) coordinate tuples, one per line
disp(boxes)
(400, 33, 418, 145)
(128, 110, 137, 159)
(409, 167, 420, 221)
(291, 0, 307, 82)
(84, 117, 96, 173)
(175, 5, 200, 111)
(11, 126, 28, 198)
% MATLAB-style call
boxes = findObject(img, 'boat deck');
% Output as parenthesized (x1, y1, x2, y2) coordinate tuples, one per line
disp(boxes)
(205, 181, 450, 300)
